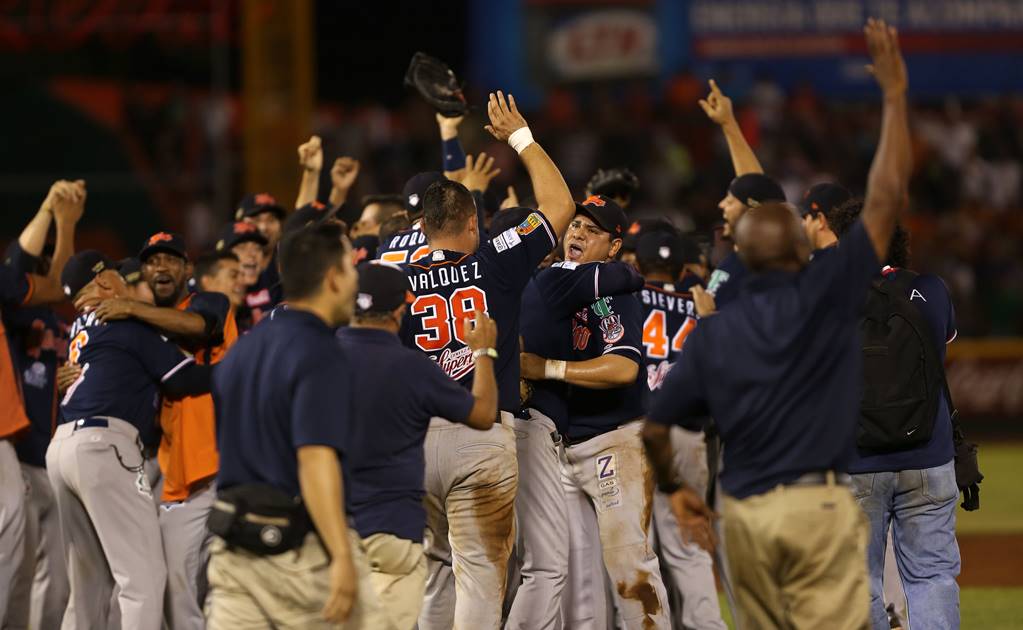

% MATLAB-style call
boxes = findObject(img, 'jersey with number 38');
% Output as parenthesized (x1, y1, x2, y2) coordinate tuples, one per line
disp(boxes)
(400, 209, 557, 413)
(638, 277, 701, 394)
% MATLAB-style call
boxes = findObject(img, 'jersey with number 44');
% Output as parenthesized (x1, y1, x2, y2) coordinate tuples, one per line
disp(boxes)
(400, 209, 557, 413)
(638, 277, 701, 394)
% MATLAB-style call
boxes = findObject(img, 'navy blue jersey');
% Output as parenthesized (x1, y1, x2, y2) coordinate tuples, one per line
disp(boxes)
(566, 293, 646, 440)
(850, 268, 958, 473)
(60, 313, 194, 433)
(378, 223, 431, 265)
(214, 308, 351, 498)
(401, 210, 557, 413)
(338, 327, 475, 541)
(6, 307, 64, 466)
(638, 280, 701, 396)
(706, 250, 746, 309)
(521, 261, 645, 434)
(0, 265, 32, 307)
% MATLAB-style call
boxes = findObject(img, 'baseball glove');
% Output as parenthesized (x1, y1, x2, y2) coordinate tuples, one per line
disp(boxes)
(404, 52, 468, 118)
(586, 168, 640, 200)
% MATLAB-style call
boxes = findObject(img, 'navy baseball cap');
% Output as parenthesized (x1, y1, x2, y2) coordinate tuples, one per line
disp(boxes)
(622, 218, 678, 252)
(727, 174, 786, 208)
(61, 250, 116, 298)
(403, 172, 445, 215)
(351, 235, 380, 264)
(355, 261, 414, 314)
(799, 182, 852, 218)
(235, 193, 286, 221)
(636, 231, 701, 267)
(117, 257, 145, 285)
(575, 195, 627, 238)
(215, 222, 269, 252)
(139, 231, 187, 262)
(283, 201, 339, 236)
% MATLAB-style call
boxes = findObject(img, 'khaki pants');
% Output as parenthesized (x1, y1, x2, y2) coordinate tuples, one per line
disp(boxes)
(363, 533, 426, 630)
(206, 529, 382, 630)
(722, 478, 870, 630)
(0, 439, 28, 628)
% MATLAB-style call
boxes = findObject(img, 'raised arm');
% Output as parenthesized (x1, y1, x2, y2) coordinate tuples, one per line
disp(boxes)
(27, 180, 84, 305)
(438, 113, 468, 179)
(296, 135, 323, 209)
(861, 18, 911, 261)
(699, 79, 763, 176)
(18, 184, 56, 257)
(485, 91, 575, 236)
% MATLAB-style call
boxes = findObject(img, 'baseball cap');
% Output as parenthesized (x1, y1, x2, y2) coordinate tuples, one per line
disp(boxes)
(727, 174, 786, 208)
(403, 172, 445, 215)
(351, 235, 380, 264)
(61, 250, 116, 298)
(575, 195, 627, 238)
(636, 231, 701, 268)
(139, 231, 187, 262)
(215, 222, 269, 252)
(117, 257, 145, 285)
(235, 193, 286, 221)
(283, 201, 339, 236)
(799, 182, 852, 218)
(622, 218, 678, 252)
(355, 261, 414, 314)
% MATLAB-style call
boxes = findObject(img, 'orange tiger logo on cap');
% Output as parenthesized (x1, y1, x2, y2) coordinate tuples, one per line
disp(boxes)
(254, 193, 277, 206)
(583, 195, 606, 207)
(233, 222, 258, 234)
(147, 232, 173, 245)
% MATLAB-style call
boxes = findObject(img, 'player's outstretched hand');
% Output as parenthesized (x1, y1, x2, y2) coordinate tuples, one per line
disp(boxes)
(484, 91, 528, 142)
(464, 309, 497, 352)
(331, 157, 360, 192)
(698, 79, 734, 126)
(669, 486, 718, 553)
(436, 112, 464, 141)
(322, 555, 357, 623)
(458, 153, 501, 193)
(51, 179, 86, 225)
(519, 352, 545, 381)
(56, 362, 83, 396)
(298, 135, 323, 172)
(865, 18, 907, 96)
(692, 285, 717, 317)
(500, 186, 519, 210)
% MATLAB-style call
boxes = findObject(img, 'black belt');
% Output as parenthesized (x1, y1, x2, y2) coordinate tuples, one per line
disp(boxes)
(785, 471, 852, 487)
(72, 418, 109, 431)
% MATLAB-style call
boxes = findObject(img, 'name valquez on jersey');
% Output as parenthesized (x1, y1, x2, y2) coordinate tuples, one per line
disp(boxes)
(408, 261, 483, 291)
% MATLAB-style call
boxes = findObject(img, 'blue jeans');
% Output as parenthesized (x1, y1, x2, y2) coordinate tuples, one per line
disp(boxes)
(851, 460, 961, 630)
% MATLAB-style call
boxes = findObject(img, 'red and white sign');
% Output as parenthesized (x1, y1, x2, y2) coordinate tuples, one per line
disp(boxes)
(548, 10, 658, 80)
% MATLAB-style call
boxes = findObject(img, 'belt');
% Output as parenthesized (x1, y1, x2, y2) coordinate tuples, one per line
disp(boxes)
(565, 417, 643, 447)
(785, 471, 852, 487)
(72, 418, 109, 431)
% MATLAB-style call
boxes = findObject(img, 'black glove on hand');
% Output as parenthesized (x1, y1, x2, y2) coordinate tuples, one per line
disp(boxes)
(954, 437, 983, 511)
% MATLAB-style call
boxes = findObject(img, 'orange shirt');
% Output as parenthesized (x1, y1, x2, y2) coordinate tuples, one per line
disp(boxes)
(0, 275, 34, 440)
(158, 296, 238, 501)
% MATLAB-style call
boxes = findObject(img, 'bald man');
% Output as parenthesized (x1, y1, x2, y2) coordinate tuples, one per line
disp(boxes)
(643, 19, 912, 629)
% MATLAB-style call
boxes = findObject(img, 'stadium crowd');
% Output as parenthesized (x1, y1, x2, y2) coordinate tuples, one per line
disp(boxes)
(0, 18, 981, 630)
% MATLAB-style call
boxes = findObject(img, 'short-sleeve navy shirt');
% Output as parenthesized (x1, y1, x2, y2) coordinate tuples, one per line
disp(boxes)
(649, 220, 881, 499)
(706, 251, 746, 309)
(61, 314, 194, 433)
(213, 308, 351, 498)
(566, 292, 647, 440)
(338, 327, 475, 541)
(849, 269, 958, 473)
(401, 209, 558, 413)
(521, 261, 645, 434)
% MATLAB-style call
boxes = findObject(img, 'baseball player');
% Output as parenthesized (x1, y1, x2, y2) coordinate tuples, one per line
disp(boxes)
(213, 221, 269, 331)
(234, 194, 286, 315)
(192, 250, 247, 309)
(799, 182, 853, 252)
(0, 181, 82, 628)
(519, 195, 671, 629)
(207, 223, 381, 629)
(52, 250, 213, 630)
(339, 261, 500, 629)
(634, 230, 727, 630)
(377, 171, 444, 264)
(513, 213, 645, 629)
(81, 232, 236, 630)
(403, 91, 575, 630)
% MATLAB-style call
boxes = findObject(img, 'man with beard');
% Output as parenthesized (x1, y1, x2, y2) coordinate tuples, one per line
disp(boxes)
(88, 232, 235, 630)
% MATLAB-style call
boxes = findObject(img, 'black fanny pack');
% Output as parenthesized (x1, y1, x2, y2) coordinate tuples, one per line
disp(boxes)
(207, 484, 311, 555)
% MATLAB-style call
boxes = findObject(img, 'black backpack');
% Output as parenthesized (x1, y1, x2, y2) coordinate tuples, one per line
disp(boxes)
(857, 269, 944, 452)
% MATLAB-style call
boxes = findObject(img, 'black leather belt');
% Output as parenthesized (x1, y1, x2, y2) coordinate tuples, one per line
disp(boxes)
(72, 418, 109, 431)
(786, 471, 852, 487)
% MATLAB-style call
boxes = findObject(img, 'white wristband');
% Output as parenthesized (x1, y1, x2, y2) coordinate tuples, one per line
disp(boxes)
(544, 359, 567, 381)
(508, 127, 535, 154)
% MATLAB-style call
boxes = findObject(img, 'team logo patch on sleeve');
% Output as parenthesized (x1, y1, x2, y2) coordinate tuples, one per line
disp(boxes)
(516, 213, 543, 235)
(599, 314, 624, 343)
(493, 228, 523, 253)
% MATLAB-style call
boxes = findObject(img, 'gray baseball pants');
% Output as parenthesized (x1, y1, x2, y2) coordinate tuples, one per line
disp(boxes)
(0, 439, 28, 628)
(417, 415, 518, 630)
(160, 481, 215, 630)
(46, 417, 166, 630)
(505, 408, 568, 629)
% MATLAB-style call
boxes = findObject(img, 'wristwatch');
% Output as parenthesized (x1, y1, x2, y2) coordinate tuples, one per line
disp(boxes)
(472, 348, 498, 360)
